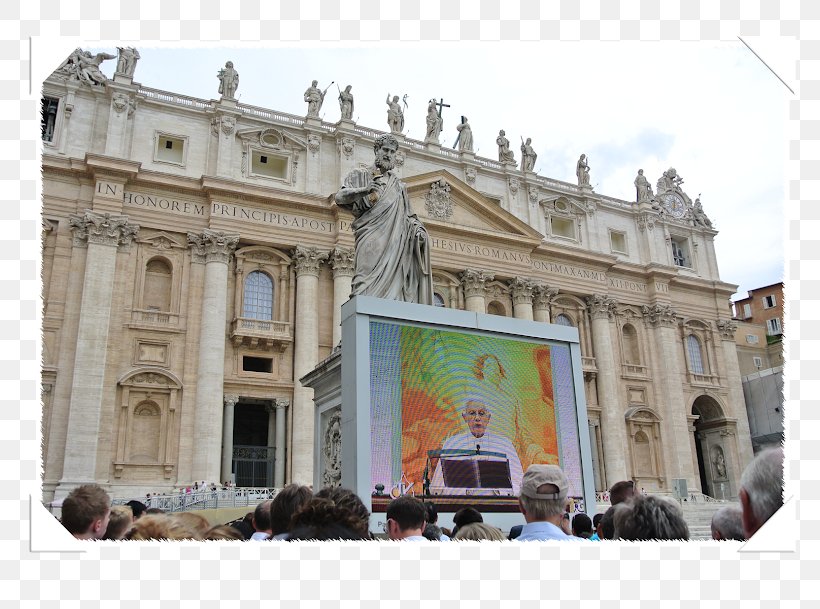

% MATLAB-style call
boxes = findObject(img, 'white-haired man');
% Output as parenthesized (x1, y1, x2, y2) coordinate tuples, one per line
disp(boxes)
(710, 504, 745, 541)
(515, 464, 583, 541)
(430, 397, 524, 496)
(738, 446, 784, 538)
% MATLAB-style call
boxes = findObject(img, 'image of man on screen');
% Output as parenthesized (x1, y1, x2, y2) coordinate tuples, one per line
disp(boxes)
(429, 399, 524, 496)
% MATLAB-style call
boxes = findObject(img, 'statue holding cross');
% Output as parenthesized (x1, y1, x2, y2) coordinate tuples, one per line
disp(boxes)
(424, 98, 449, 144)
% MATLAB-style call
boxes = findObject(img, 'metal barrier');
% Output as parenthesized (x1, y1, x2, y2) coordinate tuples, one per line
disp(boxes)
(112, 487, 281, 513)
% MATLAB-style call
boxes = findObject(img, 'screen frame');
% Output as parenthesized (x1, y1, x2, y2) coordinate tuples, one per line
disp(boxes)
(339, 295, 597, 533)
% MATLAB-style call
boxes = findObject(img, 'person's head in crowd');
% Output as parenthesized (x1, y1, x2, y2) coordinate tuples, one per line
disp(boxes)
(423, 501, 439, 525)
(126, 514, 201, 540)
(453, 522, 506, 542)
(451, 506, 483, 537)
(612, 494, 689, 541)
(423, 523, 443, 541)
(230, 513, 255, 540)
(204, 525, 245, 541)
(560, 511, 572, 536)
(711, 505, 746, 541)
(385, 496, 427, 540)
(571, 512, 593, 539)
(102, 505, 133, 540)
(598, 506, 616, 540)
(315, 487, 372, 539)
(125, 500, 147, 520)
(518, 465, 567, 524)
(287, 493, 370, 541)
(61, 484, 112, 540)
(270, 484, 313, 537)
(590, 512, 604, 540)
(145, 507, 165, 515)
(251, 499, 273, 538)
(739, 447, 784, 539)
(168, 511, 211, 538)
(609, 480, 638, 506)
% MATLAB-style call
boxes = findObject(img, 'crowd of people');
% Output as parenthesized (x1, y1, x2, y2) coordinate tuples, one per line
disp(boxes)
(57, 447, 783, 542)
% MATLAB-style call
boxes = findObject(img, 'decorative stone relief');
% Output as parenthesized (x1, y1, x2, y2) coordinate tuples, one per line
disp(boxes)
(528, 187, 540, 203)
(460, 268, 494, 298)
(211, 114, 236, 137)
(330, 246, 355, 277)
(465, 166, 477, 185)
(69, 210, 139, 248)
(715, 319, 738, 340)
(508, 176, 520, 196)
(112, 93, 130, 114)
(322, 409, 342, 488)
(424, 179, 453, 220)
(395, 150, 405, 167)
(509, 277, 535, 305)
(307, 134, 321, 154)
(53, 48, 115, 87)
(292, 245, 329, 277)
(338, 136, 355, 160)
(187, 229, 240, 264)
(586, 294, 618, 320)
(641, 303, 678, 327)
(637, 212, 657, 232)
(131, 372, 169, 385)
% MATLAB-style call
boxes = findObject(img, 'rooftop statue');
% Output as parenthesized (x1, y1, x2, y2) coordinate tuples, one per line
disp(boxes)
(454, 116, 473, 152)
(56, 48, 116, 87)
(338, 84, 354, 120)
(656, 167, 684, 194)
(333, 134, 433, 304)
(576, 154, 591, 187)
(305, 80, 332, 118)
(386, 93, 405, 134)
(634, 169, 654, 204)
(496, 130, 516, 165)
(115, 47, 140, 78)
(520, 138, 537, 172)
(692, 196, 713, 228)
(217, 61, 239, 98)
(425, 99, 444, 143)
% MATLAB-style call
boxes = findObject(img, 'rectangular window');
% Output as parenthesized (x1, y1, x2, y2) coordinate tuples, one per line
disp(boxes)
(154, 133, 187, 165)
(670, 237, 690, 268)
(609, 230, 627, 254)
(250, 149, 289, 180)
(742, 303, 751, 319)
(763, 294, 776, 309)
(550, 216, 576, 240)
(42, 96, 60, 142)
(766, 318, 782, 335)
(745, 334, 759, 344)
(753, 356, 763, 368)
(242, 356, 273, 373)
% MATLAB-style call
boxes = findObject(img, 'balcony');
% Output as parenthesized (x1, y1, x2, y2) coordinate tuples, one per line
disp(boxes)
(689, 372, 720, 387)
(231, 317, 292, 352)
(129, 308, 182, 332)
(621, 363, 649, 378)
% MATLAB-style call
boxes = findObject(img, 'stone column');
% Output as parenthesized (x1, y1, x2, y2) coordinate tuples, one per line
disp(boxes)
(588, 419, 603, 491)
(330, 246, 355, 346)
(221, 394, 239, 484)
(460, 268, 493, 313)
(586, 294, 627, 486)
(509, 277, 535, 320)
(291, 246, 328, 483)
(188, 229, 240, 483)
(56, 211, 139, 495)
(716, 319, 755, 472)
(532, 285, 559, 323)
(274, 398, 289, 488)
(643, 303, 696, 489)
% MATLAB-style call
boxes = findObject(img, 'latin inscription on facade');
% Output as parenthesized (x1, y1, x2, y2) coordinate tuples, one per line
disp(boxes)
(430, 237, 531, 265)
(532, 260, 606, 284)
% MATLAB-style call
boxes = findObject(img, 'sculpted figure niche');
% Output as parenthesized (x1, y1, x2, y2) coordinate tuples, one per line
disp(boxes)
(334, 134, 433, 304)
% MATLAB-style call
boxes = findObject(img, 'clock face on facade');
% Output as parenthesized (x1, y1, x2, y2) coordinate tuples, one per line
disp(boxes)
(662, 193, 686, 218)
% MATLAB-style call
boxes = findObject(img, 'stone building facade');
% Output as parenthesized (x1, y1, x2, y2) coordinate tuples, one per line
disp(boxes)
(40, 52, 754, 502)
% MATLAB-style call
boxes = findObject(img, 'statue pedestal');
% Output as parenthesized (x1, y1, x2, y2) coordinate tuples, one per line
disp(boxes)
(301, 295, 597, 534)
(304, 116, 323, 128)
(424, 140, 441, 152)
(112, 73, 133, 85)
(335, 118, 356, 133)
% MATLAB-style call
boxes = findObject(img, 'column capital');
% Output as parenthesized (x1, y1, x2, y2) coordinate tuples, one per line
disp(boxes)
(509, 276, 535, 305)
(69, 210, 139, 248)
(329, 246, 355, 277)
(223, 394, 239, 407)
(586, 294, 618, 320)
(715, 319, 738, 340)
(292, 246, 329, 277)
(273, 398, 290, 410)
(642, 303, 678, 328)
(532, 284, 559, 310)
(188, 229, 239, 264)
(460, 268, 494, 298)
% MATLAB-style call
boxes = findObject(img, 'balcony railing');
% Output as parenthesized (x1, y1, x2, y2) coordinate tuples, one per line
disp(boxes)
(689, 372, 720, 386)
(130, 308, 180, 328)
(621, 363, 649, 377)
(231, 317, 292, 351)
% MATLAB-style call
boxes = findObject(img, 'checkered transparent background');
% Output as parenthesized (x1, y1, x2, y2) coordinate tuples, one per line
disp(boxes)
(4, 0, 818, 606)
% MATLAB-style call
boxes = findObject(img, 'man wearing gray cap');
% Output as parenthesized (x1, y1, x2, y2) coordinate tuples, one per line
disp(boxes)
(515, 464, 584, 541)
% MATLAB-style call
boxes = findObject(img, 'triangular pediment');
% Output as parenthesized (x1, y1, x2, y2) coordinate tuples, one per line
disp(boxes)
(404, 169, 543, 247)
(136, 231, 186, 250)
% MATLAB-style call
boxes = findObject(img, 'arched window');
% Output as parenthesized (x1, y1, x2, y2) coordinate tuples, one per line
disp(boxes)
(687, 334, 704, 374)
(554, 314, 574, 327)
(622, 323, 640, 364)
(143, 258, 172, 311)
(433, 293, 445, 308)
(243, 271, 274, 320)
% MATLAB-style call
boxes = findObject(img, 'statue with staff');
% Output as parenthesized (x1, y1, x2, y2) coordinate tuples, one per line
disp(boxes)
(453, 116, 473, 152)
(520, 137, 537, 172)
(305, 79, 334, 118)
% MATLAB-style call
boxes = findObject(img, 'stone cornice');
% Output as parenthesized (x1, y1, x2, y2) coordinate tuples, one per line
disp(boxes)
(292, 246, 329, 277)
(187, 228, 240, 264)
(84, 153, 141, 180)
(69, 210, 139, 248)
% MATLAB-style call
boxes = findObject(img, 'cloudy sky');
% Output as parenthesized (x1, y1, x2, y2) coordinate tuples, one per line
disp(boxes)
(65, 42, 787, 299)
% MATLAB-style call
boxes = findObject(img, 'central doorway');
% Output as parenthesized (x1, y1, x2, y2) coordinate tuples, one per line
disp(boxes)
(232, 399, 275, 487)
